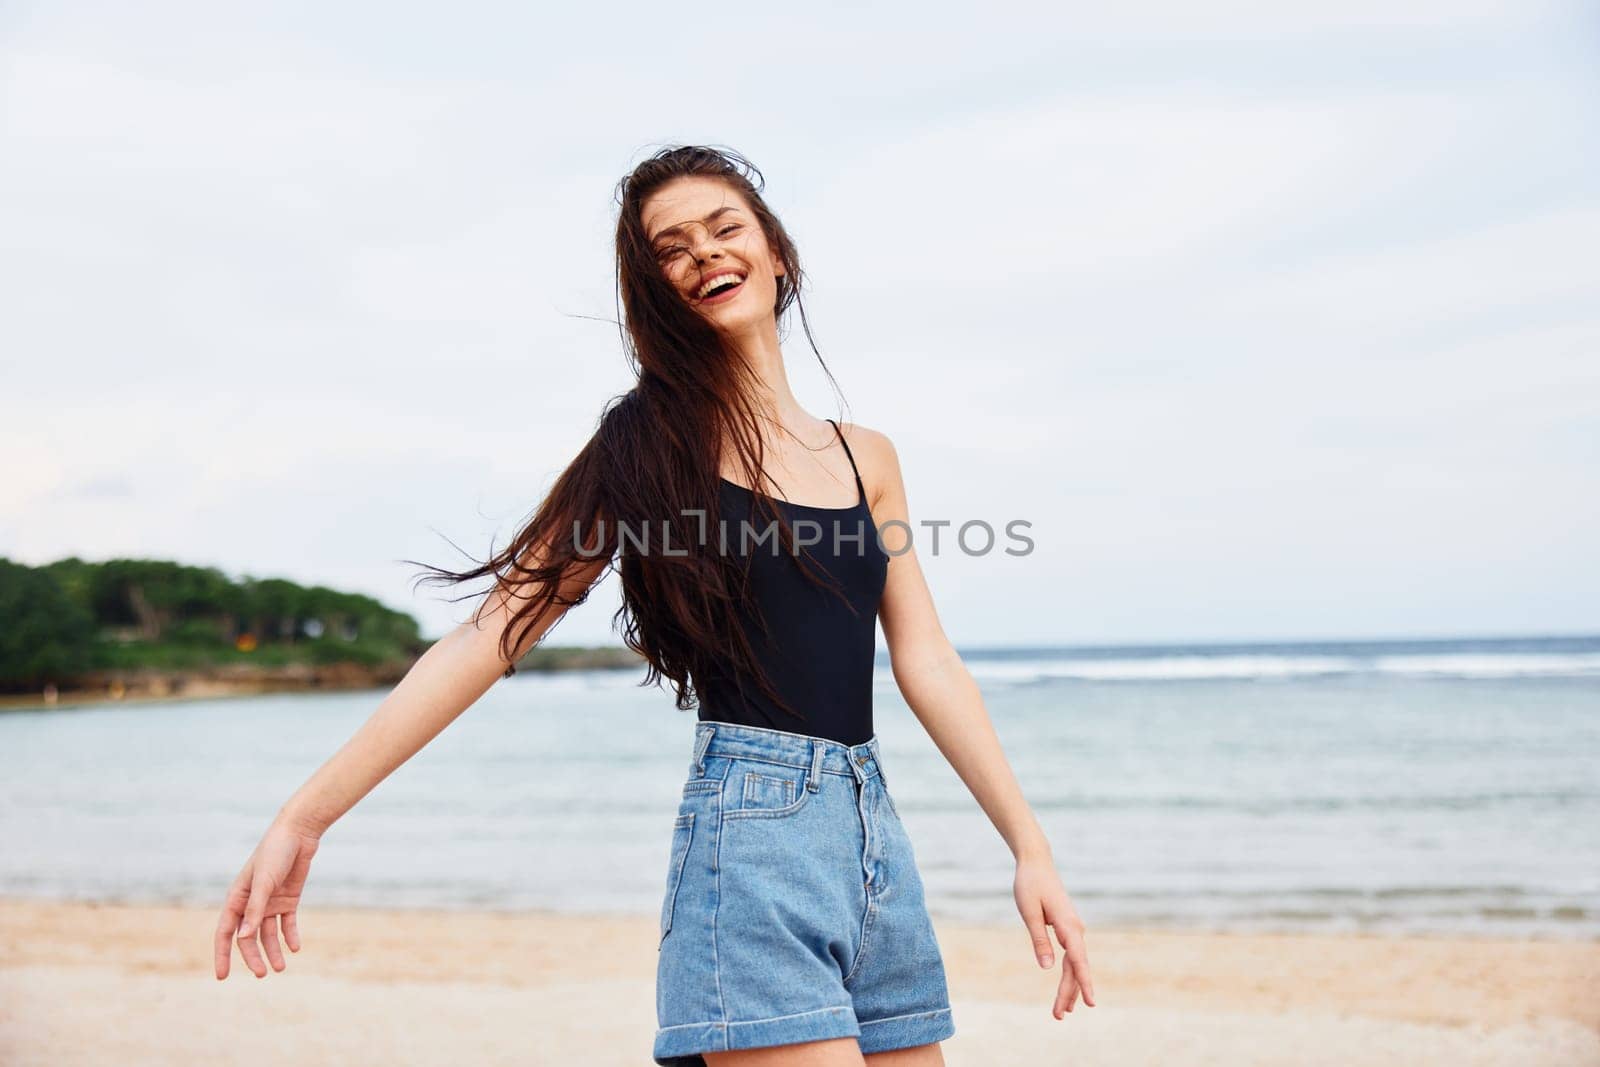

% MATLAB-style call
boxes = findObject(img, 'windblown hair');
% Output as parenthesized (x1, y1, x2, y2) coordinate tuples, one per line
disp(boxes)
(410, 144, 856, 723)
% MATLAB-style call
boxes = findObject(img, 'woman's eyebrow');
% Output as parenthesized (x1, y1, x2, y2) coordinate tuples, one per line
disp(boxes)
(650, 205, 742, 244)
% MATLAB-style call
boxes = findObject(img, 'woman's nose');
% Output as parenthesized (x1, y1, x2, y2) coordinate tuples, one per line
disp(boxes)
(690, 233, 723, 263)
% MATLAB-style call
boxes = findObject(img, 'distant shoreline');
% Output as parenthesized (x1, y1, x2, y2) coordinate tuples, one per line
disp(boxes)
(0, 645, 644, 712)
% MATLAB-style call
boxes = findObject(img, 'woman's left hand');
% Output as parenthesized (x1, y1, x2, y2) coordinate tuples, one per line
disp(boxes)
(1014, 854, 1096, 1018)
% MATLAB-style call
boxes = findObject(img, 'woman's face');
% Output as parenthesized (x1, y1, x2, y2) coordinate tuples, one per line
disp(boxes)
(640, 176, 786, 332)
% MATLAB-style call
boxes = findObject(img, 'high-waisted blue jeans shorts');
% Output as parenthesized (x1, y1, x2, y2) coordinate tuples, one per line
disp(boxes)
(653, 720, 956, 1065)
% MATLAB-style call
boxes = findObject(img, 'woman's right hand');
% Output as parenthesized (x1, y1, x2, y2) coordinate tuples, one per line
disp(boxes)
(214, 816, 323, 980)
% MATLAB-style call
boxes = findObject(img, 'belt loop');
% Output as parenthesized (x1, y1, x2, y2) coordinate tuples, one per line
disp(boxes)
(807, 739, 824, 792)
(693, 723, 714, 777)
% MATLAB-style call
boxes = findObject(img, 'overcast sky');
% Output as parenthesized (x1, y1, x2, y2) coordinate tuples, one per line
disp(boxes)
(3, 1, 1596, 647)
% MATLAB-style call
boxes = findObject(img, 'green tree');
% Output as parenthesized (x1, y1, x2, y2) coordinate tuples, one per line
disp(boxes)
(0, 558, 99, 690)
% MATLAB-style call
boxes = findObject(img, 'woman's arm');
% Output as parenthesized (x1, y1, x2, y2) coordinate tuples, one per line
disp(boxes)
(275, 554, 609, 836)
(215, 550, 608, 980)
(850, 423, 1097, 1018)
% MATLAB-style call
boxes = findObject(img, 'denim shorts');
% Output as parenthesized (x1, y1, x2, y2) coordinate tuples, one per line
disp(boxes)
(653, 720, 956, 1065)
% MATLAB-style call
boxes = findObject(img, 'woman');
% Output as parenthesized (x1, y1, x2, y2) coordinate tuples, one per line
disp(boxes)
(214, 145, 1096, 1065)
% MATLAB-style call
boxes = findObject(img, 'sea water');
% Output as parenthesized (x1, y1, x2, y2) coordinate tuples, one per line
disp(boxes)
(1, 635, 1595, 938)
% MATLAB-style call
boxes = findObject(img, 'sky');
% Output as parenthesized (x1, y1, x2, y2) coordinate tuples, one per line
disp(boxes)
(2, 1, 1596, 647)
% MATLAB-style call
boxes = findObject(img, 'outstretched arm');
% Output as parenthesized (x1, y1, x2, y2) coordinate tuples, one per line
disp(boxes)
(272, 554, 608, 836)
(214, 548, 608, 980)
(850, 422, 1096, 1019)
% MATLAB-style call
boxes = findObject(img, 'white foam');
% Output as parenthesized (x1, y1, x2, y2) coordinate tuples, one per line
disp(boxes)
(929, 650, 1600, 685)
(1373, 653, 1600, 678)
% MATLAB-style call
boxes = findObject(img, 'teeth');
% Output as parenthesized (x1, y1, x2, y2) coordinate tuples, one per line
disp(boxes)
(697, 273, 746, 298)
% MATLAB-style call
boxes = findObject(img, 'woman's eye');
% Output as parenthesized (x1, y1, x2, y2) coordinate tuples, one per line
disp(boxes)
(655, 225, 736, 259)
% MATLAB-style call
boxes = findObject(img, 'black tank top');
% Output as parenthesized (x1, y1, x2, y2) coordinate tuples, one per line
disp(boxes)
(695, 419, 888, 746)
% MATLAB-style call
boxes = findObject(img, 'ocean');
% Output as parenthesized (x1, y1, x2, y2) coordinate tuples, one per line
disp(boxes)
(2, 635, 1596, 939)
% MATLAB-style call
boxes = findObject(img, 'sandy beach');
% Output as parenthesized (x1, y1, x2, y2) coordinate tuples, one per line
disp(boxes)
(0, 897, 1595, 1065)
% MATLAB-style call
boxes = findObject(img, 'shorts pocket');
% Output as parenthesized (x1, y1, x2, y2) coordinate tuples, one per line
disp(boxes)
(742, 771, 797, 809)
(658, 812, 695, 947)
(724, 761, 815, 820)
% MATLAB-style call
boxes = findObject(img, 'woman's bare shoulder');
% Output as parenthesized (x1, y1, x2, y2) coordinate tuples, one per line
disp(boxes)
(833, 419, 902, 504)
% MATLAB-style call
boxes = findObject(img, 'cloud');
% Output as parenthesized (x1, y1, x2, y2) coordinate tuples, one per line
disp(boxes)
(2, 2, 1595, 642)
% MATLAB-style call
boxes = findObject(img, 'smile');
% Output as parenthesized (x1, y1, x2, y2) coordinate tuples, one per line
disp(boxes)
(696, 271, 747, 303)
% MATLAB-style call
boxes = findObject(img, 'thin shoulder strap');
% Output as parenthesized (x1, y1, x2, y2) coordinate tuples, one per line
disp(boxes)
(827, 418, 866, 496)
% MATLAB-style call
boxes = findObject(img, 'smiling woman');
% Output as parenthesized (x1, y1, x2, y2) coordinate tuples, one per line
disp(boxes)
(213, 144, 1095, 1067)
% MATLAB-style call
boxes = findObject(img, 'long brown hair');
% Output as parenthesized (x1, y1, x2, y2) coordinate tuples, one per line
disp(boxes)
(410, 144, 857, 723)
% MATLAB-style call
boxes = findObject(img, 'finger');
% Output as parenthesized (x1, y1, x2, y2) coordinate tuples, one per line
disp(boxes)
(1053, 968, 1079, 1019)
(1018, 899, 1054, 968)
(1046, 903, 1096, 1007)
(214, 871, 253, 980)
(214, 905, 240, 979)
(1064, 938, 1095, 1007)
(282, 909, 302, 954)
(235, 909, 269, 979)
(235, 917, 267, 978)
(260, 914, 287, 973)
(236, 874, 273, 978)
